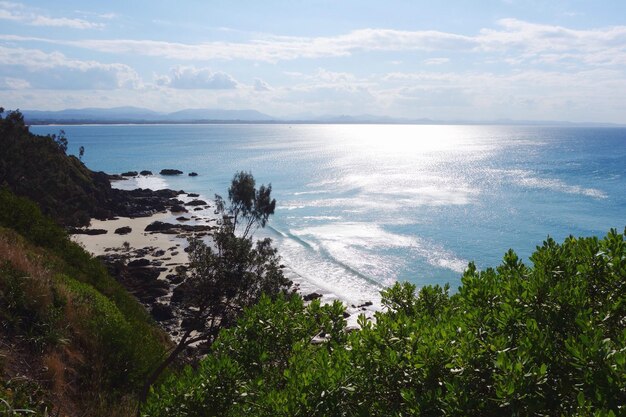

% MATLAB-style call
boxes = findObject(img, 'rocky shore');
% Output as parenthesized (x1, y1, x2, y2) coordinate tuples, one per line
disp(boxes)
(72, 172, 370, 344)
(70, 171, 221, 342)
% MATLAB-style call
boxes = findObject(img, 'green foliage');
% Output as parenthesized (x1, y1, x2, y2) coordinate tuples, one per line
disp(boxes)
(0, 189, 167, 415)
(59, 275, 164, 393)
(0, 109, 112, 226)
(0, 189, 163, 345)
(146, 229, 626, 417)
(0, 377, 49, 417)
(216, 171, 277, 238)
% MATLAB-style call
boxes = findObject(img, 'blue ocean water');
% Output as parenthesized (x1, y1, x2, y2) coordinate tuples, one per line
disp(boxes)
(31, 124, 626, 305)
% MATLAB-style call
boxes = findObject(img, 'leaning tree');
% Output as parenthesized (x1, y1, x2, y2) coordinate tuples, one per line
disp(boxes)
(138, 172, 290, 408)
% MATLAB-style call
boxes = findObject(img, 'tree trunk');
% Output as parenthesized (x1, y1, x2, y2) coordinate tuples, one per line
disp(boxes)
(136, 331, 191, 416)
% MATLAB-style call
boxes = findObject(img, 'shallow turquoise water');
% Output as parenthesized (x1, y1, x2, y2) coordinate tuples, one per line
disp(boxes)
(31, 124, 626, 305)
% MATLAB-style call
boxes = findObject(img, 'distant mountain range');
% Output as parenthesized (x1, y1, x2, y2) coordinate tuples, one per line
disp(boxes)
(17, 107, 625, 127)
(22, 107, 275, 124)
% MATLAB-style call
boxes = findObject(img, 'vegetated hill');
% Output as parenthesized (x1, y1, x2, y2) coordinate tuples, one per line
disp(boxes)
(165, 108, 274, 121)
(0, 188, 169, 417)
(0, 109, 123, 226)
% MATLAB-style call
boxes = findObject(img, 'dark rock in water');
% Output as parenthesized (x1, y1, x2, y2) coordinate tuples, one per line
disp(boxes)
(303, 292, 322, 302)
(121, 171, 138, 177)
(114, 226, 132, 235)
(343, 312, 351, 319)
(188, 172, 198, 177)
(151, 303, 174, 321)
(358, 301, 373, 308)
(176, 216, 190, 221)
(128, 258, 151, 268)
(140, 170, 153, 176)
(153, 249, 166, 257)
(160, 169, 183, 175)
(186, 199, 207, 206)
(187, 193, 200, 197)
(171, 204, 188, 213)
(194, 207, 203, 211)
(69, 228, 107, 235)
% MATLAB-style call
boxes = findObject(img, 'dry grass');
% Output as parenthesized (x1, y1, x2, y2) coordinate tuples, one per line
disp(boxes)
(42, 352, 66, 394)
(0, 234, 54, 313)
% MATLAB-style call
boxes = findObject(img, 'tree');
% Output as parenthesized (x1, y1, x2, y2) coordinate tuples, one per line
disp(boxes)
(79, 145, 85, 160)
(49, 129, 68, 154)
(215, 171, 276, 239)
(138, 172, 290, 409)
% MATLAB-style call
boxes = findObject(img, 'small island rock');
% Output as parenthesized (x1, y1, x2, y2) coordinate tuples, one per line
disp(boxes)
(160, 169, 183, 175)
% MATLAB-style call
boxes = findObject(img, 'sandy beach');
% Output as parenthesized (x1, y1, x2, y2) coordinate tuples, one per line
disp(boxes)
(72, 206, 218, 281)
(73, 212, 188, 264)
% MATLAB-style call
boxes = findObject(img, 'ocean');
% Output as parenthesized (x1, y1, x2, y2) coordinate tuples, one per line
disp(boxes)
(30, 124, 626, 307)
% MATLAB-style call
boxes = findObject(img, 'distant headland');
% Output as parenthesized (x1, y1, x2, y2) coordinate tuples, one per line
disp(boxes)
(19, 106, 626, 127)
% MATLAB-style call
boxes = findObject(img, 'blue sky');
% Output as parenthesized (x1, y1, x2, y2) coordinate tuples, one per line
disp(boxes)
(1, 1, 625, 122)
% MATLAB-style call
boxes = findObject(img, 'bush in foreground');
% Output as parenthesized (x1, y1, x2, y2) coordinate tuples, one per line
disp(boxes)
(145, 229, 626, 417)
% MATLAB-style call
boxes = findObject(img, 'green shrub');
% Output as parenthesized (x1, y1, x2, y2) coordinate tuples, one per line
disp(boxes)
(146, 229, 626, 417)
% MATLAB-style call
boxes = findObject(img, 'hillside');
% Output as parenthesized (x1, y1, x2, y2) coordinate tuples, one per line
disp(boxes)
(0, 188, 170, 417)
(0, 108, 189, 227)
(0, 109, 119, 226)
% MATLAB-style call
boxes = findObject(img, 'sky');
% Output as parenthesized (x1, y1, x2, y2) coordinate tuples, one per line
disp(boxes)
(0, 0, 625, 122)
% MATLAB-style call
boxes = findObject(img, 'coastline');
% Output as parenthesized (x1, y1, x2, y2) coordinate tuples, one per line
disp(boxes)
(71, 211, 191, 280)
(71, 175, 379, 329)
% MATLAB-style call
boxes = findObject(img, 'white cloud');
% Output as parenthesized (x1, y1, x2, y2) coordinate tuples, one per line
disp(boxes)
(2, 19, 626, 69)
(0, 76, 30, 89)
(423, 57, 449, 65)
(0, 46, 140, 89)
(30, 15, 102, 29)
(253, 78, 272, 91)
(156, 67, 239, 89)
(0, 1, 103, 29)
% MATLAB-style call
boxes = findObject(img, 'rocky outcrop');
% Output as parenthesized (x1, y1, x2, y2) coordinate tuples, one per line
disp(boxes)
(171, 204, 188, 213)
(100, 187, 186, 219)
(188, 172, 198, 177)
(151, 303, 175, 321)
(144, 221, 214, 234)
(186, 199, 207, 206)
(114, 226, 132, 235)
(68, 227, 107, 235)
(99, 254, 169, 304)
(121, 171, 138, 177)
(160, 169, 183, 175)
(140, 170, 153, 176)
(303, 292, 322, 302)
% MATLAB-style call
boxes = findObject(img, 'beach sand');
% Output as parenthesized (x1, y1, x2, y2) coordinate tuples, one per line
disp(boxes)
(72, 211, 199, 278)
